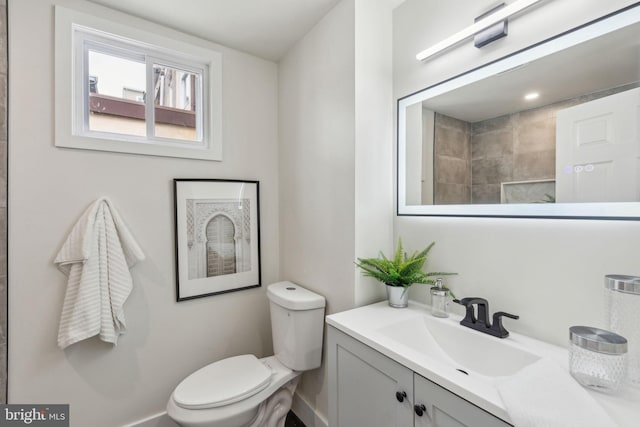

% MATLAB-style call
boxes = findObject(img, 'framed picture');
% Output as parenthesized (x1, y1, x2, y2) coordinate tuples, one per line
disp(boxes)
(174, 179, 261, 301)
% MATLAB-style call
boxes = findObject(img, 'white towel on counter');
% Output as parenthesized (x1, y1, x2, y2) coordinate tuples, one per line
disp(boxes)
(496, 358, 618, 427)
(54, 197, 145, 349)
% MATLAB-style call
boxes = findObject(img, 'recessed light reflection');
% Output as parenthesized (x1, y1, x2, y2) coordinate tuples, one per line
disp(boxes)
(524, 92, 540, 101)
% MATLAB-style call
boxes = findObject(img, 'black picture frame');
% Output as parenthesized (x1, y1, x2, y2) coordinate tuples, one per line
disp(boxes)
(174, 179, 261, 301)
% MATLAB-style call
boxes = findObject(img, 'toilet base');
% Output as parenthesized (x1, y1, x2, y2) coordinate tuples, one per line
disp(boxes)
(167, 356, 301, 427)
(247, 377, 298, 427)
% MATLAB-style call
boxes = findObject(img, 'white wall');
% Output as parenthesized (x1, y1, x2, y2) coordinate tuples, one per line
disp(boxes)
(279, 0, 393, 423)
(354, 0, 394, 307)
(279, 2, 356, 422)
(8, 1, 279, 426)
(404, 103, 423, 205)
(279, 0, 356, 318)
(395, 0, 640, 347)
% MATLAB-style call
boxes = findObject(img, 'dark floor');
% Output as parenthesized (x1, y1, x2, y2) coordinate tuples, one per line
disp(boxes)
(285, 410, 306, 427)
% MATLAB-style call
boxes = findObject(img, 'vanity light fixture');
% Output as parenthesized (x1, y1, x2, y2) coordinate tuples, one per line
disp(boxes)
(524, 92, 540, 100)
(416, 0, 544, 62)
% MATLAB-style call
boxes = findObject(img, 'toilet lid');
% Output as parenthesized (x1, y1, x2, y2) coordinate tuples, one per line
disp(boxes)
(173, 354, 273, 410)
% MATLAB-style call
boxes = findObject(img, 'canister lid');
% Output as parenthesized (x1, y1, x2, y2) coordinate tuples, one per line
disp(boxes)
(604, 274, 640, 295)
(569, 326, 627, 355)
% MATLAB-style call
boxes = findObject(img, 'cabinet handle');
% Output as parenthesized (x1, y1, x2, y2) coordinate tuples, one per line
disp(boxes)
(414, 404, 426, 417)
(395, 391, 407, 402)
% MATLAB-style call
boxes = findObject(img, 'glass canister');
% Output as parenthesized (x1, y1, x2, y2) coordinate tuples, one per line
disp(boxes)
(605, 274, 640, 386)
(430, 278, 450, 318)
(569, 326, 628, 393)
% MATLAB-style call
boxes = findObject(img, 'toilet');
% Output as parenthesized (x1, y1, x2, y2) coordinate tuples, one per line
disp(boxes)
(167, 281, 326, 427)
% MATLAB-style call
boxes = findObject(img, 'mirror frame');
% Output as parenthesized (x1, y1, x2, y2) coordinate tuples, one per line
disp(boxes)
(397, 3, 640, 220)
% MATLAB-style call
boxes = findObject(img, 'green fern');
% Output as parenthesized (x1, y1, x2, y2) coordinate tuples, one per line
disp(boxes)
(355, 238, 455, 291)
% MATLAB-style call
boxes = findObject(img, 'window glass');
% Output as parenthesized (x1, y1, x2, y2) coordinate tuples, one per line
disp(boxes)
(87, 50, 147, 136)
(152, 64, 200, 142)
(83, 43, 205, 144)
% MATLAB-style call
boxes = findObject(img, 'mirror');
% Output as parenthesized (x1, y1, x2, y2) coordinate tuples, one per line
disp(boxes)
(398, 4, 640, 219)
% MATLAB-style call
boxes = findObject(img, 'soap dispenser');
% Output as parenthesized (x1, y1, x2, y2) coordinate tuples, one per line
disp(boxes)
(430, 278, 450, 318)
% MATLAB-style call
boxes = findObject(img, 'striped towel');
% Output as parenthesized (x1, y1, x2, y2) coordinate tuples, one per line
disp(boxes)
(54, 197, 145, 349)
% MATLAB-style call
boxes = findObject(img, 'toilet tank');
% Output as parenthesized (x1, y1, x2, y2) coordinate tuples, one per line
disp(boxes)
(267, 282, 326, 371)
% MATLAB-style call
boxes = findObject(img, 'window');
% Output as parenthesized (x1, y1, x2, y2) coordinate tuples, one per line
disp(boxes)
(55, 6, 222, 160)
(79, 35, 203, 143)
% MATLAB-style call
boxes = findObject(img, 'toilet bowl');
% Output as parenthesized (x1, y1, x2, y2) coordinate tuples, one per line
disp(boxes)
(167, 356, 299, 427)
(167, 282, 326, 427)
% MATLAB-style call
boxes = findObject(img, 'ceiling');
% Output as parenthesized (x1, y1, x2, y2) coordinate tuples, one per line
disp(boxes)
(421, 19, 640, 123)
(87, 0, 406, 62)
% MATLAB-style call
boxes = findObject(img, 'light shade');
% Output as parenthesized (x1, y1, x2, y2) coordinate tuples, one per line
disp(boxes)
(416, 0, 543, 61)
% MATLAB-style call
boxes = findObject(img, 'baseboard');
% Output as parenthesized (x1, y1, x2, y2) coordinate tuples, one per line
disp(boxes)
(292, 393, 328, 427)
(123, 396, 326, 427)
(121, 411, 178, 427)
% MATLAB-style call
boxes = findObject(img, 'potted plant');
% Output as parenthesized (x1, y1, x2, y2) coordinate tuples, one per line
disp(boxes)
(355, 238, 455, 308)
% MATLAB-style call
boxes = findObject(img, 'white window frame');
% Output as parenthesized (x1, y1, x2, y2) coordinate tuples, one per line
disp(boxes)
(55, 6, 223, 161)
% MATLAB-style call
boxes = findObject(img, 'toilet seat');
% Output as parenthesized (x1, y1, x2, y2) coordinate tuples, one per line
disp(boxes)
(173, 354, 273, 410)
(167, 356, 301, 427)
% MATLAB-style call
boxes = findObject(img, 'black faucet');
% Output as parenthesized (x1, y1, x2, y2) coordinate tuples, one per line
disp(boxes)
(453, 297, 519, 338)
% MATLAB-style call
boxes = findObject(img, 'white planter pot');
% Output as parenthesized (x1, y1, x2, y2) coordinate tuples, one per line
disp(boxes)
(386, 285, 409, 308)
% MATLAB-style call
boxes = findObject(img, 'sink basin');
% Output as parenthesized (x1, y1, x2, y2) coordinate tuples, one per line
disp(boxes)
(377, 314, 540, 377)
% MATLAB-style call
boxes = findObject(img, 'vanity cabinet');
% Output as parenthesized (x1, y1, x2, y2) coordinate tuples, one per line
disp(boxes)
(327, 325, 414, 426)
(328, 326, 512, 427)
(413, 374, 511, 427)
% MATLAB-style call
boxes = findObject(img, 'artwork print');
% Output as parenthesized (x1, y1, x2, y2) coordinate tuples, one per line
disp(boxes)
(174, 179, 261, 301)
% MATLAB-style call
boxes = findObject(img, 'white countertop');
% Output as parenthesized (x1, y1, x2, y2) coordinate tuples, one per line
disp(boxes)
(326, 300, 640, 427)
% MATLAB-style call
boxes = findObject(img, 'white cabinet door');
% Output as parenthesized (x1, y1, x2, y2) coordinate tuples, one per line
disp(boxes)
(328, 326, 414, 427)
(556, 87, 640, 203)
(413, 374, 512, 427)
